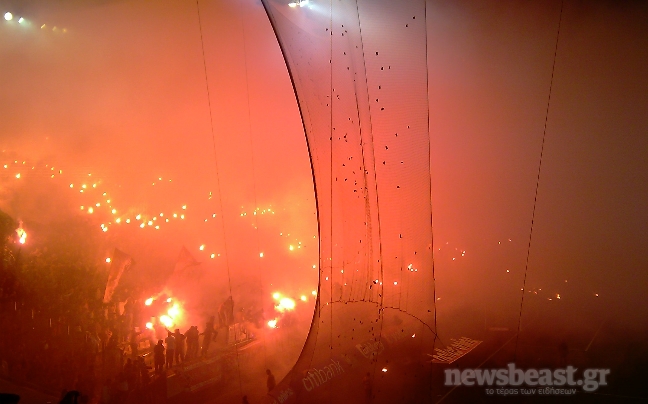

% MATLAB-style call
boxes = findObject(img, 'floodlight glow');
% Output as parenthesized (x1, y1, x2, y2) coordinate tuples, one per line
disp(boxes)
(4, 12, 12, 21)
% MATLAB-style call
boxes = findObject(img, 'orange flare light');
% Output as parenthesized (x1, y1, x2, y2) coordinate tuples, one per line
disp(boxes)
(16, 225, 27, 245)
(276, 297, 296, 312)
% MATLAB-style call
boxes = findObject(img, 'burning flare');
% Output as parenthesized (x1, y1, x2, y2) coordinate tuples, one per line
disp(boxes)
(16, 222, 27, 245)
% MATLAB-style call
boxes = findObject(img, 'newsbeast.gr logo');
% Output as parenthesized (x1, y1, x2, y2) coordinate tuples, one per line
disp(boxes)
(445, 363, 610, 395)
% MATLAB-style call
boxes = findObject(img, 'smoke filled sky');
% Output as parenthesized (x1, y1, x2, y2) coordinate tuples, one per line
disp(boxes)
(0, 0, 647, 355)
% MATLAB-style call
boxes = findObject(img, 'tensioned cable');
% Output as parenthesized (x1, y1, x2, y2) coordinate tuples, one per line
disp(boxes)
(354, 0, 388, 394)
(425, 0, 439, 347)
(514, 0, 564, 360)
(195, 0, 243, 395)
(259, 0, 328, 379)
(239, 13, 269, 371)
(328, 1, 334, 401)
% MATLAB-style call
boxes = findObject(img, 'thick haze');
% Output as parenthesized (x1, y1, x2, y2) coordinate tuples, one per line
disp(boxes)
(0, 0, 647, 400)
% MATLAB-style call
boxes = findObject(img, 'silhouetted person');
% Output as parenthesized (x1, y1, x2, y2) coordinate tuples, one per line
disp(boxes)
(153, 340, 165, 373)
(172, 328, 185, 364)
(185, 326, 199, 360)
(266, 369, 276, 392)
(219, 296, 234, 327)
(136, 356, 151, 386)
(165, 332, 176, 368)
(128, 329, 141, 359)
(123, 358, 137, 390)
(201, 317, 216, 357)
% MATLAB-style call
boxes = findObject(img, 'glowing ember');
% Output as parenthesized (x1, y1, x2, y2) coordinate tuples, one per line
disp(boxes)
(146, 322, 153, 330)
(105, 258, 111, 263)
(300, 295, 307, 302)
(272, 292, 281, 300)
(145, 298, 154, 306)
(382, 368, 387, 372)
(267, 319, 278, 328)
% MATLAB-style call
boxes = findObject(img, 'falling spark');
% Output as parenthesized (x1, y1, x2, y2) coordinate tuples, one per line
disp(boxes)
(145, 298, 154, 306)
(259, 252, 264, 258)
(199, 245, 205, 251)
(106, 258, 111, 263)
(300, 295, 307, 302)
(267, 319, 278, 328)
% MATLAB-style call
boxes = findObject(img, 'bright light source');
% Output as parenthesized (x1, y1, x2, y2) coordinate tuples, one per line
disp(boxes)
(18, 17, 24, 24)
(168, 303, 180, 317)
(300, 295, 307, 302)
(16, 226, 26, 245)
(105, 258, 111, 263)
(288, 2, 297, 6)
(159, 315, 173, 328)
(166, 298, 172, 303)
(382, 367, 387, 372)
(145, 298, 154, 306)
(267, 319, 278, 328)
(259, 252, 264, 258)
(276, 297, 296, 312)
(4, 12, 12, 21)
(272, 292, 281, 300)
